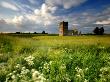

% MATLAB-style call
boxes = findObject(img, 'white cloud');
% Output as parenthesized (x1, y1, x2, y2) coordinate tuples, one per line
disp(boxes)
(38, 3, 57, 16)
(4, 3, 57, 28)
(32, 3, 57, 26)
(45, 0, 87, 9)
(0, 19, 19, 32)
(0, 19, 6, 24)
(95, 18, 110, 25)
(34, 9, 41, 15)
(1, 1, 109, 33)
(12, 16, 24, 24)
(0, 1, 19, 11)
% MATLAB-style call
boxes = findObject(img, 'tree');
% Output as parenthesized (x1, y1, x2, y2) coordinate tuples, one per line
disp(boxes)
(73, 28, 78, 35)
(16, 32, 21, 34)
(93, 27, 99, 35)
(99, 27, 104, 35)
(79, 31, 81, 35)
(93, 27, 104, 35)
(42, 31, 45, 34)
(34, 32, 37, 34)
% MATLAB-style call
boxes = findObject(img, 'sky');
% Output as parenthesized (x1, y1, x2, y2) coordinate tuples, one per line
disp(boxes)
(0, 0, 110, 33)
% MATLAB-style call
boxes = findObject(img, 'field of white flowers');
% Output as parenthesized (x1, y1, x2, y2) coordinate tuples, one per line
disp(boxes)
(0, 35, 110, 82)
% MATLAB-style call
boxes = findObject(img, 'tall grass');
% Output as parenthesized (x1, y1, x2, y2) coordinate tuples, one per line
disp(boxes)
(0, 34, 110, 82)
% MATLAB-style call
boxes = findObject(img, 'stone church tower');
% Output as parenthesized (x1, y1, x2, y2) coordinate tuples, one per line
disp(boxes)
(59, 21, 68, 36)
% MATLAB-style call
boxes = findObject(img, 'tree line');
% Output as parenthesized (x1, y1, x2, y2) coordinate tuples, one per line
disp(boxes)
(93, 27, 104, 35)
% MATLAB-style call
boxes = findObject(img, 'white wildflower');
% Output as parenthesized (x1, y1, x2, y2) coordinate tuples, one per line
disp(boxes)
(85, 68, 88, 71)
(76, 74, 81, 78)
(60, 64, 66, 70)
(21, 67, 29, 75)
(11, 75, 16, 79)
(44, 62, 49, 70)
(84, 79, 88, 82)
(24, 55, 35, 66)
(75, 67, 84, 80)
(32, 70, 46, 82)
(22, 67, 26, 70)
(32, 71, 40, 80)
(8, 73, 12, 76)
(49, 61, 53, 65)
(15, 64, 20, 68)
(13, 71, 16, 74)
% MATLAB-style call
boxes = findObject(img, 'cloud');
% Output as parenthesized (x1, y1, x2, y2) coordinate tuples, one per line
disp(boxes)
(0, 19, 6, 24)
(95, 18, 110, 25)
(12, 16, 24, 24)
(2, 3, 57, 32)
(0, 0, 110, 33)
(93, 7, 110, 25)
(38, 3, 57, 15)
(28, 0, 36, 4)
(0, 3, 59, 33)
(0, 19, 19, 32)
(0, 1, 19, 11)
(28, 3, 57, 26)
(45, 0, 87, 9)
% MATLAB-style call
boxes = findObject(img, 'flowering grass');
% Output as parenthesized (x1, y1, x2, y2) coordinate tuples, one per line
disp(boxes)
(0, 34, 110, 82)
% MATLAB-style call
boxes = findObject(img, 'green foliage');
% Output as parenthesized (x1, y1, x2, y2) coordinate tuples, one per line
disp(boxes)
(0, 34, 110, 82)
(0, 36, 13, 53)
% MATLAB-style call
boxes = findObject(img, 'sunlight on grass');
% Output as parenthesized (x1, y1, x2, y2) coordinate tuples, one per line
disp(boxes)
(0, 35, 110, 82)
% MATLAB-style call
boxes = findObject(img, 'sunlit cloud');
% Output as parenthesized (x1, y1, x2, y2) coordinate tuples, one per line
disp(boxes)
(0, 1, 19, 11)
(0, 0, 110, 33)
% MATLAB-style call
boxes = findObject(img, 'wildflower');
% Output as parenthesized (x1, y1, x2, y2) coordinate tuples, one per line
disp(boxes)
(85, 68, 88, 71)
(13, 71, 16, 74)
(84, 79, 88, 82)
(31, 69, 36, 73)
(11, 75, 16, 79)
(16, 74, 20, 77)
(22, 67, 26, 70)
(76, 74, 81, 78)
(32, 69, 46, 82)
(99, 67, 110, 81)
(32, 71, 40, 79)
(75, 67, 84, 81)
(39, 67, 43, 70)
(65, 77, 71, 82)
(24, 55, 35, 66)
(21, 67, 29, 75)
(43, 62, 50, 72)
(65, 74, 71, 82)
(75, 67, 83, 74)
(60, 64, 66, 70)
(49, 61, 53, 65)
(8, 73, 12, 76)
(15, 64, 20, 68)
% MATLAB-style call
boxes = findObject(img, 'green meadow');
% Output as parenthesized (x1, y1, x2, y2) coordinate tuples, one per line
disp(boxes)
(0, 34, 110, 82)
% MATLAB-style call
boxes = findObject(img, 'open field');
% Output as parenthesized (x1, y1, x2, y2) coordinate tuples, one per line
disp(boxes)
(0, 34, 110, 82)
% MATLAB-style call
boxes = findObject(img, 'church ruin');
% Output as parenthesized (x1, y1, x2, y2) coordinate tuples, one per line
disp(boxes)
(59, 21, 79, 36)
(59, 21, 68, 36)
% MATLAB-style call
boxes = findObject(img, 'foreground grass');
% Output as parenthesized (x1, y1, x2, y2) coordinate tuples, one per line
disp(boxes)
(0, 34, 110, 82)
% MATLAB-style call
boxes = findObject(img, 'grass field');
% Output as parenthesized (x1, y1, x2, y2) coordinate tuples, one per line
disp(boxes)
(0, 34, 110, 82)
